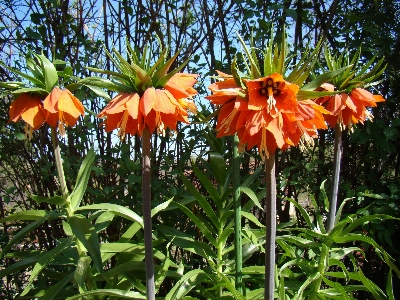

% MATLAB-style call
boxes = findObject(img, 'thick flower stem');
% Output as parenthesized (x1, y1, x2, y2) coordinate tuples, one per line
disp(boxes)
(233, 134, 243, 294)
(264, 152, 276, 300)
(327, 125, 342, 232)
(142, 127, 155, 300)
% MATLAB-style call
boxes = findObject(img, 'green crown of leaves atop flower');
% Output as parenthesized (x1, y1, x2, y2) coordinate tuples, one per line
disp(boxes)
(323, 47, 386, 92)
(230, 28, 350, 100)
(0, 52, 77, 97)
(80, 36, 192, 100)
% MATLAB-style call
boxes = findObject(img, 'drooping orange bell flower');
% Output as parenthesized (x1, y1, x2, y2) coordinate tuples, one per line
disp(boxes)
(315, 84, 385, 129)
(98, 73, 198, 137)
(238, 74, 301, 157)
(8, 93, 46, 130)
(97, 92, 143, 139)
(43, 87, 85, 136)
(285, 99, 329, 150)
(246, 73, 299, 115)
(8, 93, 46, 139)
(206, 71, 247, 137)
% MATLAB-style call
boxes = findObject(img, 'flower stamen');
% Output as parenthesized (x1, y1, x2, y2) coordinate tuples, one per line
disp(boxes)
(156, 112, 166, 136)
(117, 110, 129, 140)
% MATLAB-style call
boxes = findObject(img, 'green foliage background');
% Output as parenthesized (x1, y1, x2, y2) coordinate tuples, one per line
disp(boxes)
(0, 0, 399, 299)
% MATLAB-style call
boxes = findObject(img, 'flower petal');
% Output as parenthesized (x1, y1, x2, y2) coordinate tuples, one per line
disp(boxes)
(141, 87, 156, 116)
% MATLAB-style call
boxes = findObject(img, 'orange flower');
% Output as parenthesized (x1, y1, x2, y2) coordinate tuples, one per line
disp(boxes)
(286, 100, 329, 149)
(43, 87, 85, 135)
(315, 84, 385, 129)
(98, 73, 198, 137)
(206, 71, 330, 157)
(205, 71, 246, 136)
(246, 73, 299, 115)
(8, 93, 46, 139)
(239, 74, 301, 157)
(97, 93, 143, 139)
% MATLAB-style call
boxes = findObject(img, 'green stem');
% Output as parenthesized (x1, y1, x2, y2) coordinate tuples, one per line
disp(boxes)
(233, 134, 243, 294)
(51, 127, 69, 200)
(50, 127, 96, 292)
(264, 152, 276, 300)
(142, 127, 155, 300)
(309, 243, 330, 300)
(327, 125, 342, 232)
(217, 229, 223, 298)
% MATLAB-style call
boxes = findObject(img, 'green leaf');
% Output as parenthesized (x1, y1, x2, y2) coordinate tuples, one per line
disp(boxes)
(240, 165, 262, 188)
(94, 211, 114, 232)
(1, 210, 52, 222)
(156, 225, 217, 259)
(241, 211, 264, 228)
(100, 243, 144, 256)
(79, 75, 132, 92)
(77, 203, 143, 227)
(357, 270, 387, 300)
(296, 271, 320, 300)
(285, 198, 316, 231)
(151, 198, 173, 217)
(35, 53, 58, 92)
(236, 32, 261, 79)
(70, 148, 96, 211)
(208, 151, 227, 188)
(31, 195, 66, 205)
(10, 87, 48, 95)
(84, 85, 112, 101)
(340, 214, 398, 236)
(321, 276, 353, 299)
(66, 289, 146, 299)
(179, 171, 220, 230)
(386, 269, 395, 300)
(0, 255, 40, 278)
(153, 54, 192, 88)
(0, 60, 45, 89)
(1, 211, 58, 257)
(173, 201, 217, 247)
(41, 272, 74, 300)
(151, 47, 181, 85)
(68, 214, 103, 273)
(276, 235, 321, 248)
(296, 90, 340, 101)
(192, 163, 222, 211)
(240, 187, 264, 211)
(165, 269, 210, 300)
(21, 237, 73, 296)
(302, 66, 352, 91)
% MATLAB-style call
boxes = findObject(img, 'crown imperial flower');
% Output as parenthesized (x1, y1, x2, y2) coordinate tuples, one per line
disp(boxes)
(87, 40, 198, 138)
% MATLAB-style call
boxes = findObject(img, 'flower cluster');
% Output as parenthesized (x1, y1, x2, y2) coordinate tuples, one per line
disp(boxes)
(97, 73, 197, 139)
(205, 34, 385, 158)
(3, 54, 85, 139)
(4, 44, 198, 140)
(207, 72, 328, 157)
(314, 49, 386, 130)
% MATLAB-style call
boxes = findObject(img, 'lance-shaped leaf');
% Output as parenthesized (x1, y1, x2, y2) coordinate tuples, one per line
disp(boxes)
(70, 148, 96, 211)
(68, 214, 103, 274)
(21, 237, 73, 296)
(1, 210, 59, 257)
(41, 272, 75, 300)
(35, 53, 59, 92)
(165, 269, 210, 300)
(179, 171, 219, 229)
